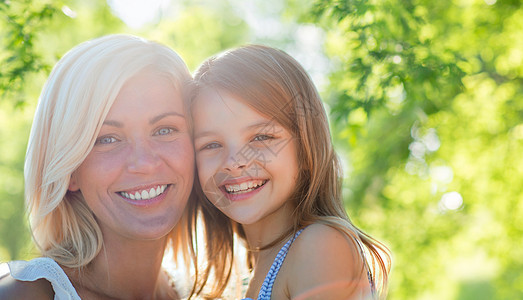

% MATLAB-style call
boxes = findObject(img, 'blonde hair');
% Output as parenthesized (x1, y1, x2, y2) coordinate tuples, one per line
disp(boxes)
(192, 45, 391, 298)
(25, 34, 194, 269)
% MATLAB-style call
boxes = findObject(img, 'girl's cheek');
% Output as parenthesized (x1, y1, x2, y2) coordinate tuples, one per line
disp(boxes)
(197, 155, 225, 186)
(196, 156, 213, 177)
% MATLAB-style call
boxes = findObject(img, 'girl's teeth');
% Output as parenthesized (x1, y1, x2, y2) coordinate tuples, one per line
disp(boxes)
(225, 181, 265, 193)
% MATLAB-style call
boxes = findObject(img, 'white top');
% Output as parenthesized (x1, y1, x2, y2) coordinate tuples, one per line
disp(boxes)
(1, 257, 81, 300)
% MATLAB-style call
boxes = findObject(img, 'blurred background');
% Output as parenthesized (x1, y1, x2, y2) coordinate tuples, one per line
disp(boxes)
(1, 0, 522, 298)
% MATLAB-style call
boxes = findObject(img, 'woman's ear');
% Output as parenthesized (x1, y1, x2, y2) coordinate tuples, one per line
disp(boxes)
(68, 172, 80, 192)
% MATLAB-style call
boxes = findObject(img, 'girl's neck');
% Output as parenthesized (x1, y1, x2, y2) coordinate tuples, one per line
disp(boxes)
(65, 234, 175, 299)
(242, 201, 295, 250)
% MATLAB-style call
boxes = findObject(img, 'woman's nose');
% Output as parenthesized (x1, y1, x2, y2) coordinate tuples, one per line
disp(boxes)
(127, 141, 160, 174)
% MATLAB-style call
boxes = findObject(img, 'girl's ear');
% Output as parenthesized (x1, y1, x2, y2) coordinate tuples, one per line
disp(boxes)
(68, 172, 80, 192)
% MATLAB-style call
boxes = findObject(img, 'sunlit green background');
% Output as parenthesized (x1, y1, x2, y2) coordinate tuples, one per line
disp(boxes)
(1, 0, 522, 298)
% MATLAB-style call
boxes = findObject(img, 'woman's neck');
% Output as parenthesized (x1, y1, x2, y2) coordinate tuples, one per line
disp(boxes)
(65, 234, 175, 299)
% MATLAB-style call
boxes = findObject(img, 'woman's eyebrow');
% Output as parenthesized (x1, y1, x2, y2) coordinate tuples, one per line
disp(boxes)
(102, 120, 123, 128)
(149, 111, 185, 124)
(102, 112, 184, 128)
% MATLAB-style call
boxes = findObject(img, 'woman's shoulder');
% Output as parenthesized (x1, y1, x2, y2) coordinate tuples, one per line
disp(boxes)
(0, 257, 81, 300)
(0, 261, 54, 299)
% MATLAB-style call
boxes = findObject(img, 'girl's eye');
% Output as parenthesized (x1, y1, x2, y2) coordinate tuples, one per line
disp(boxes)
(252, 134, 274, 142)
(155, 128, 175, 136)
(201, 142, 221, 151)
(96, 136, 117, 145)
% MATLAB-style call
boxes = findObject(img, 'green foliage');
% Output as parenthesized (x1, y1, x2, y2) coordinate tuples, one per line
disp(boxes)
(0, 0, 59, 106)
(306, 0, 523, 298)
(144, 4, 249, 71)
(0, 101, 33, 261)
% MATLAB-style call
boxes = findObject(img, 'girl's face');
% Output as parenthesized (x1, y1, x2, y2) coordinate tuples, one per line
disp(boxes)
(193, 89, 299, 226)
(69, 71, 194, 241)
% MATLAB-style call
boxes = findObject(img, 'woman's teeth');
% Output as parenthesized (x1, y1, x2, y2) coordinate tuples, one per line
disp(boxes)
(224, 180, 266, 194)
(119, 185, 167, 200)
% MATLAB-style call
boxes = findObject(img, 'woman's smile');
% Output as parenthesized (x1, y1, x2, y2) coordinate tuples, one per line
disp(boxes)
(69, 71, 194, 239)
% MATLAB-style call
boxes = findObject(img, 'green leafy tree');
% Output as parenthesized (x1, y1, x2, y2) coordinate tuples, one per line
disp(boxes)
(0, 0, 58, 106)
(303, 0, 523, 299)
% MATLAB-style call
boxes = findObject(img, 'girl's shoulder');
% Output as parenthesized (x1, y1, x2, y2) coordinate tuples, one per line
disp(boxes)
(291, 223, 364, 267)
(283, 223, 372, 299)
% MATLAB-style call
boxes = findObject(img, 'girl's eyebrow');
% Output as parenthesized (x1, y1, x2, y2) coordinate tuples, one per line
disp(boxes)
(194, 131, 213, 139)
(246, 120, 274, 130)
(102, 112, 184, 128)
(194, 120, 279, 139)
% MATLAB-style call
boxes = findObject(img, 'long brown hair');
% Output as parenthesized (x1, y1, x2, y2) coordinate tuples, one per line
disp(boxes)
(192, 45, 391, 298)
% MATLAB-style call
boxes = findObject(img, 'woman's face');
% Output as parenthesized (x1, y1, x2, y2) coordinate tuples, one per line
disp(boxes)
(69, 71, 194, 241)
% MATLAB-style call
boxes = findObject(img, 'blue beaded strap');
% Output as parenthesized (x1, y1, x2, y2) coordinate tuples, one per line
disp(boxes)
(255, 228, 305, 300)
(243, 227, 376, 300)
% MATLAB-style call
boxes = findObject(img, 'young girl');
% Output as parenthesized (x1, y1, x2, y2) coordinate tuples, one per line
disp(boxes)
(191, 45, 391, 299)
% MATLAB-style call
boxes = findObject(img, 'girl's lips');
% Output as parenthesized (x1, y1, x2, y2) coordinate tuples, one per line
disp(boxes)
(219, 180, 268, 202)
(221, 179, 267, 194)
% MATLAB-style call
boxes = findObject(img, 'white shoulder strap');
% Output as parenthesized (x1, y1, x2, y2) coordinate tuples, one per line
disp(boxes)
(8, 257, 81, 300)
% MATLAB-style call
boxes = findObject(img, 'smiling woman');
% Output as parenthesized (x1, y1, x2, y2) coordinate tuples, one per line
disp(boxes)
(68, 70, 194, 242)
(0, 34, 196, 300)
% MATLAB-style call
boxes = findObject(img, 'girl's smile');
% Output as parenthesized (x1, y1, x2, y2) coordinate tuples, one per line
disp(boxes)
(220, 178, 268, 202)
(193, 88, 299, 226)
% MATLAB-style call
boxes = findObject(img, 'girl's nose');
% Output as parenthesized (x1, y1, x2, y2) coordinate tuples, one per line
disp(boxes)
(223, 146, 249, 176)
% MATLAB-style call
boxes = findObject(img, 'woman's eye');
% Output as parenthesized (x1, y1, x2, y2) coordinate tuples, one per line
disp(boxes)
(96, 136, 117, 145)
(155, 128, 175, 136)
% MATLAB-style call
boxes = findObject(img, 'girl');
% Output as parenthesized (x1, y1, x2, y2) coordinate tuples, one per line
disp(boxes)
(191, 45, 391, 299)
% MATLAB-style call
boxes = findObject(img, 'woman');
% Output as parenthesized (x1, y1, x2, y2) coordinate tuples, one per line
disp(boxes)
(0, 34, 195, 299)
